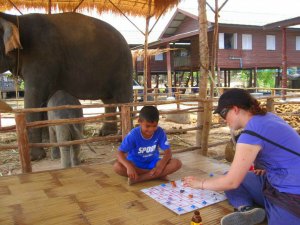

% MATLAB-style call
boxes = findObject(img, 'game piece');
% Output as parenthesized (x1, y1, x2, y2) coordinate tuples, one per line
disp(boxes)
(191, 210, 202, 225)
(141, 179, 227, 215)
(180, 189, 185, 193)
(170, 181, 177, 188)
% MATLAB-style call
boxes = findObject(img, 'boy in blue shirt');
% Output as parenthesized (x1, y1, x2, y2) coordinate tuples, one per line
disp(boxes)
(113, 106, 182, 185)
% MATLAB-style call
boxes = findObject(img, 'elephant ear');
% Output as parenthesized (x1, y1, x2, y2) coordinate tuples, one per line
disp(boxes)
(0, 18, 23, 54)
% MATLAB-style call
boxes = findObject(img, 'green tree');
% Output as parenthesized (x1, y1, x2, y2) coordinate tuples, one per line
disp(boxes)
(256, 69, 275, 88)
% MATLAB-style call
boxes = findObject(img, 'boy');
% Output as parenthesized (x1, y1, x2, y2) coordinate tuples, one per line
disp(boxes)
(113, 106, 182, 185)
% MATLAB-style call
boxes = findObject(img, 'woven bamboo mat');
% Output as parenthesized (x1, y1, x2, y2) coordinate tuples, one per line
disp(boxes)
(0, 151, 241, 225)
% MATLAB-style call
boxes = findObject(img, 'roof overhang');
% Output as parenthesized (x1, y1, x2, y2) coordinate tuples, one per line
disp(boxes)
(0, 0, 181, 18)
(158, 8, 198, 39)
(264, 16, 300, 29)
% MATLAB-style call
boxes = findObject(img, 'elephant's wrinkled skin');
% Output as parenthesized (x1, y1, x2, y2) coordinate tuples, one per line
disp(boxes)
(47, 90, 83, 168)
(0, 12, 133, 160)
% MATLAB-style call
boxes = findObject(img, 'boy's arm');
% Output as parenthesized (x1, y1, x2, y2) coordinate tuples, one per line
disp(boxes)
(150, 149, 172, 176)
(117, 151, 138, 179)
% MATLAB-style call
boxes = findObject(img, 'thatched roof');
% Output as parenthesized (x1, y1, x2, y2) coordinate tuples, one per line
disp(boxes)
(1, 0, 181, 17)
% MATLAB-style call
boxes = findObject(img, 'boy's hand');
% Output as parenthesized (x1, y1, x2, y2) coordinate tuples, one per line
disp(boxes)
(127, 165, 138, 180)
(150, 165, 164, 176)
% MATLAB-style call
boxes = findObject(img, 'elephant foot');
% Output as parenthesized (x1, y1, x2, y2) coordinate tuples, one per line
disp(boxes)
(99, 123, 118, 136)
(72, 159, 81, 167)
(30, 148, 47, 161)
(51, 147, 61, 159)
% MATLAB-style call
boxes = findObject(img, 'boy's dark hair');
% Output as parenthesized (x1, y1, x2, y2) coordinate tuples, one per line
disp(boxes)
(139, 106, 159, 122)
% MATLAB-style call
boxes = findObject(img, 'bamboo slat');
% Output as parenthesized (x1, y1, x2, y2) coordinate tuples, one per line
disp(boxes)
(0, 151, 253, 225)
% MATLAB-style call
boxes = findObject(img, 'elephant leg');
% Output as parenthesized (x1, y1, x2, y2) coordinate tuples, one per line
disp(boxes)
(24, 86, 48, 160)
(60, 146, 72, 168)
(71, 144, 81, 167)
(49, 126, 60, 159)
(56, 125, 72, 168)
(99, 105, 118, 136)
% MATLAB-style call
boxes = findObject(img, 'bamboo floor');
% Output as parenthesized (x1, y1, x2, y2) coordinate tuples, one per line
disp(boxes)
(0, 151, 259, 225)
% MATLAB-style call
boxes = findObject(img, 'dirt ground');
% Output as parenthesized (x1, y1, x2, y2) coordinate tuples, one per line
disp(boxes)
(0, 102, 231, 176)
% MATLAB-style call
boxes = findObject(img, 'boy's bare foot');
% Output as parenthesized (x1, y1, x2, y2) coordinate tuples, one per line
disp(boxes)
(128, 177, 133, 186)
(128, 177, 139, 185)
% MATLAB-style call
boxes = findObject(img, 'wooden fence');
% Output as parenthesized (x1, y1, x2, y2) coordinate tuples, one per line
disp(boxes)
(1, 87, 300, 174)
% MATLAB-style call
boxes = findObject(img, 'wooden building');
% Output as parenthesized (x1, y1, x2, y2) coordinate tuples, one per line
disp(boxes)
(135, 9, 300, 89)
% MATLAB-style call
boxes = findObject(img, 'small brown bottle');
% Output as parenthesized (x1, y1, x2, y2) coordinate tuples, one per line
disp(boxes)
(191, 210, 202, 225)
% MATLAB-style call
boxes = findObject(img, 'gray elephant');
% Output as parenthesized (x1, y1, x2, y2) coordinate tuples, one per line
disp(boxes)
(0, 12, 133, 160)
(47, 90, 83, 168)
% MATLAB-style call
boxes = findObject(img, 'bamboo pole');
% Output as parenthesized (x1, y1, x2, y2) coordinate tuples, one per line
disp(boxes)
(143, 0, 152, 102)
(15, 113, 32, 173)
(196, 0, 210, 155)
(266, 98, 275, 112)
(200, 101, 210, 156)
(121, 105, 131, 140)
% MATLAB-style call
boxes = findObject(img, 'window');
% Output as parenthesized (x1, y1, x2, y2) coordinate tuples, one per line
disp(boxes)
(266, 35, 276, 50)
(180, 49, 188, 57)
(219, 33, 237, 49)
(242, 34, 252, 50)
(296, 36, 300, 50)
(155, 53, 163, 61)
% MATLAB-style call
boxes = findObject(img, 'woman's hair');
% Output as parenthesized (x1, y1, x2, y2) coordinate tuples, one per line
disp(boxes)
(139, 106, 159, 122)
(214, 88, 267, 116)
(237, 97, 267, 115)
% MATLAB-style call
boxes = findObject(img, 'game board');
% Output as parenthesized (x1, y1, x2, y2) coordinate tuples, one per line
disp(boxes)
(141, 180, 227, 215)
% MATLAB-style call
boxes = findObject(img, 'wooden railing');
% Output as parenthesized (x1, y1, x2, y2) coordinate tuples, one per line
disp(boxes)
(1, 87, 300, 174)
(0, 99, 206, 174)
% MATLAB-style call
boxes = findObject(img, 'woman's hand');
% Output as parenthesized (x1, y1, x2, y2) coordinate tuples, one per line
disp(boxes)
(183, 176, 204, 189)
(253, 169, 266, 176)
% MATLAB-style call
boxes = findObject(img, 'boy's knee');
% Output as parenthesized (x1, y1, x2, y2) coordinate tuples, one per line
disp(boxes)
(113, 161, 123, 173)
(172, 158, 182, 169)
(176, 159, 182, 168)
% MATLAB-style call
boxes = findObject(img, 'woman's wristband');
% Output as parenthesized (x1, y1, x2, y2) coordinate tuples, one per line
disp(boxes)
(201, 179, 206, 190)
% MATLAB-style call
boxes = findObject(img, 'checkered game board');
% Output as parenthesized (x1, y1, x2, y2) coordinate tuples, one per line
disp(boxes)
(141, 180, 227, 215)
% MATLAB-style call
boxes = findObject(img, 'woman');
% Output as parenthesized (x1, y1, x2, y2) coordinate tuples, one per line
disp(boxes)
(183, 88, 300, 225)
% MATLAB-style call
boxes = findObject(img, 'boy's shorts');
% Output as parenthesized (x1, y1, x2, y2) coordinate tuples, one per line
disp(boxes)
(130, 158, 161, 170)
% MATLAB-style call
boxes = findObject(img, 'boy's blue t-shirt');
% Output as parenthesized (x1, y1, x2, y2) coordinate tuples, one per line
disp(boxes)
(238, 112, 300, 194)
(119, 126, 170, 165)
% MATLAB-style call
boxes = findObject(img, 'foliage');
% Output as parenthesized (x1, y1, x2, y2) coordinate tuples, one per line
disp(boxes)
(236, 69, 275, 88)
(256, 69, 275, 88)
(3, 72, 24, 91)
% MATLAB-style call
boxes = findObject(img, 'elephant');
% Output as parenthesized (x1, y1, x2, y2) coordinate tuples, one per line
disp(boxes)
(0, 12, 133, 160)
(47, 90, 83, 168)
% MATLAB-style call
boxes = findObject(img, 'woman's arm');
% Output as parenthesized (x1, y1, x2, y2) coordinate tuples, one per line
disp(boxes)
(183, 143, 261, 191)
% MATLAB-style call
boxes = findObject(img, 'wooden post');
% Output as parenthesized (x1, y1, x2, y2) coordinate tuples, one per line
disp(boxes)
(266, 98, 274, 112)
(166, 43, 172, 96)
(200, 101, 211, 156)
(175, 92, 180, 110)
(154, 88, 158, 103)
(15, 113, 32, 173)
(121, 106, 131, 140)
(281, 27, 287, 100)
(197, 0, 210, 155)
(133, 90, 138, 111)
